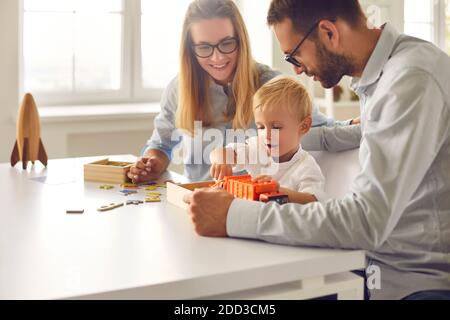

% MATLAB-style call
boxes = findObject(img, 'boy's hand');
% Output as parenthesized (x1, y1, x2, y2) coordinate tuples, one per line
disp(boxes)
(209, 147, 236, 180)
(210, 164, 233, 181)
(128, 156, 163, 184)
(252, 175, 280, 190)
(350, 117, 361, 125)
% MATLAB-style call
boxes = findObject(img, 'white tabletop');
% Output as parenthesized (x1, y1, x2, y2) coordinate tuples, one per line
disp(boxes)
(0, 153, 364, 299)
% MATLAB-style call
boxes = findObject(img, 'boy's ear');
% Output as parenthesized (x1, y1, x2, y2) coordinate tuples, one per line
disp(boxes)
(299, 116, 312, 134)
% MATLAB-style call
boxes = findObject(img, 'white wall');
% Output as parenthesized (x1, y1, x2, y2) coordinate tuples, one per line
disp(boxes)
(40, 116, 155, 159)
(0, 0, 157, 164)
(0, 0, 20, 163)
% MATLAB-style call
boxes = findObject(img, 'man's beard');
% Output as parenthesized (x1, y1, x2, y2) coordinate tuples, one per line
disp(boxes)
(314, 41, 355, 89)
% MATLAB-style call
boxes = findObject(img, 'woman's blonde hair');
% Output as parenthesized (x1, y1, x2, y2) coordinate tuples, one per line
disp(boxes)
(176, 0, 260, 136)
(253, 76, 312, 121)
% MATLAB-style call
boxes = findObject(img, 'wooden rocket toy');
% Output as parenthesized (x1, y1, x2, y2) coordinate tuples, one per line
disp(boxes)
(10, 93, 48, 169)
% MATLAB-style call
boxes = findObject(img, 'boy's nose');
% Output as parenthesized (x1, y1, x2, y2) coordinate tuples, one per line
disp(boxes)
(269, 129, 280, 145)
(265, 129, 272, 141)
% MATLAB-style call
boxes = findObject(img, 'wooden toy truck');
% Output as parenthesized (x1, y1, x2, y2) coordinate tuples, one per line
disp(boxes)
(167, 175, 288, 209)
(220, 175, 289, 204)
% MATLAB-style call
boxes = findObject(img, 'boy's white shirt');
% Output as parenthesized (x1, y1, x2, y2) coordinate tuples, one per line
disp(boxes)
(227, 136, 328, 202)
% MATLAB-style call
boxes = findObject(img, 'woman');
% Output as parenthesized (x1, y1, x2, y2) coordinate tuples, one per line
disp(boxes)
(129, 0, 350, 183)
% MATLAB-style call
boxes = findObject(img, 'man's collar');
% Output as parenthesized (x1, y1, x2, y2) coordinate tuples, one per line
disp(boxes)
(351, 23, 401, 91)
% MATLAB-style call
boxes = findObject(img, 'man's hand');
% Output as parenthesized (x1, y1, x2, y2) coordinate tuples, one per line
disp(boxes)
(183, 188, 234, 237)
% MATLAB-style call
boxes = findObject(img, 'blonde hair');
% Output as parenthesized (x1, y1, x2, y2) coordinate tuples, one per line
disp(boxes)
(253, 76, 312, 122)
(176, 0, 260, 136)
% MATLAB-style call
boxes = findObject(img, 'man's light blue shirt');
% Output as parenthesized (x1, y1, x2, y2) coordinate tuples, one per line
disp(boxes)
(227, 24, 450, 299)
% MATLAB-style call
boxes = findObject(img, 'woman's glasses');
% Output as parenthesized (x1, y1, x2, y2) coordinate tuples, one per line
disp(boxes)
(192, 37, 239, 58)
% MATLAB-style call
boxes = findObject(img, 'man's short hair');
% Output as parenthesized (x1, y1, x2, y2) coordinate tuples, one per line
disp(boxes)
(267, 0, 365, 35)
(253, 76, 312, 122)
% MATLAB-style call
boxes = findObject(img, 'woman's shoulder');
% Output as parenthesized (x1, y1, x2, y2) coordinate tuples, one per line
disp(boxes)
(255, 62, 282, 85)
(161, 75, 180, 101)
(165, 75, 180, 93)
(159, 75, 180, 110)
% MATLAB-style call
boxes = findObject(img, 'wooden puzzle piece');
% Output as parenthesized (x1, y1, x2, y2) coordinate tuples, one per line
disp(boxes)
(66, 209, 84, 214)
(146, 192, 161, 196)
(119, 190, 138, 196)
(99, 185, 114, 190)
(126, 200, 144, 205)
(141, 182, 157, 186)
(120, 182, 140, 189)
(145, 197, 161, 203)
(97, 202, 124, 212)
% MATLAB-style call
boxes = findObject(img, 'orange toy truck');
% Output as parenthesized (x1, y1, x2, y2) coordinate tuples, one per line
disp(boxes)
(216, 175, 289, 205)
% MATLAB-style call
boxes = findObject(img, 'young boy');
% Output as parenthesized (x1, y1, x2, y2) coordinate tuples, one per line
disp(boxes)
(209, 76, 327, 204)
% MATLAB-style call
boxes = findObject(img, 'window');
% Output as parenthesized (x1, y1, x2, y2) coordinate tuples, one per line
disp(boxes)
(446, 0, 450, 54)
(140, 0, 190, 89)
(404, 0, 434, 42)
(22, 0, 273, 106)
(240, 0, 273, 67)
(22, 0, 191, 106)
(404, 0, 450, 55)
(23, 0, 124, 104)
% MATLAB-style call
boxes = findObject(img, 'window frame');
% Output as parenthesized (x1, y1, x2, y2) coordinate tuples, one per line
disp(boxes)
(434, 0, 447, 52)
(404, 0, 449, 52)
(19, 0, 273, 107)
(20, 0, 163, 107)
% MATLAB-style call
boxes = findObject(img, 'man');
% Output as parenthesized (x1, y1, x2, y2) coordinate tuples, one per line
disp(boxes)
(183, 0, 450, 300)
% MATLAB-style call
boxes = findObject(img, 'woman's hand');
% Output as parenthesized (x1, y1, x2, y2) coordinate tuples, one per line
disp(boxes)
(128, 156, 164, 184)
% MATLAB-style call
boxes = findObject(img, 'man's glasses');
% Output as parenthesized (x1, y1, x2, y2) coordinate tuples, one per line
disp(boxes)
(284, 19, 335, 68)
(192, 37, 239, 58)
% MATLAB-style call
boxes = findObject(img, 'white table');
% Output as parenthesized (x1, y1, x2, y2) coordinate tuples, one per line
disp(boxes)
(0, 152, 365, 300)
